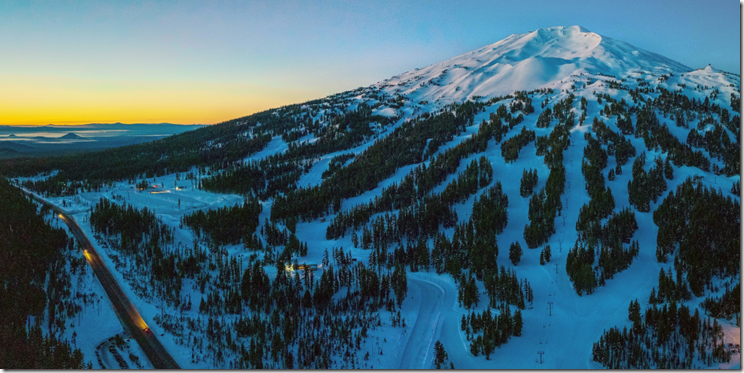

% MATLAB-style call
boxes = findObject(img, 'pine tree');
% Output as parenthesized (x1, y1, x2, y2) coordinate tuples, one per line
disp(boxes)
(520, 168, 538, 197)
(664, 158, 674, 180)
(483, 337, 494, 360)
(393, 264, 408, 306)
(470, 337, 480, 356)
(628, 299, 641, 329)
(509, 242, 523, 266)
(513, 309, 523, 336)
(464, 277, 479, 308)
(648, 287, 658, 304)
(434, 341, 448, 369)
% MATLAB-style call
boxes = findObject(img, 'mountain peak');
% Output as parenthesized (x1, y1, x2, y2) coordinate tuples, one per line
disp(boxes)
(60, 132, 83, 139)
(531, 25, 592, 35)
(376, 26, 691, 105)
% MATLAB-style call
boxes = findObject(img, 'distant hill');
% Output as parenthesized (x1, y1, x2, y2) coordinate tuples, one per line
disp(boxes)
(0, 122, 204, 157)
(0, 122, 204, 136)
(60, 133, 83, 139)
(0, 141, 35, 152)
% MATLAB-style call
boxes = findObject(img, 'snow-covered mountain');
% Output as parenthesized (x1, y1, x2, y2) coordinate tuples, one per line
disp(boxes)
(374, 25, 695, 104)
(7, 25, 741, 370)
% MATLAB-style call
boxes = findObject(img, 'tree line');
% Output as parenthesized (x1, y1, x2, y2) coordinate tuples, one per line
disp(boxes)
(0, 177, 89, 368)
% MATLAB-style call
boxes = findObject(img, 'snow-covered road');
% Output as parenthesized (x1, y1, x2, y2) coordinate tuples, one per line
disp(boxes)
(399, 276, 444, 368)
(397, 273, 465, 369)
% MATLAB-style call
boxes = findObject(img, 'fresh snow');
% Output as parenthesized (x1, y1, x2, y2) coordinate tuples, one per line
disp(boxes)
(17, 25, 741, 370)
(374, 25, 692, 107)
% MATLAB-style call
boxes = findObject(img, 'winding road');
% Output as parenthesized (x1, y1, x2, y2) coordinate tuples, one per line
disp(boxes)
(399, 273, 467, 369)
(21, 188, 181, 369)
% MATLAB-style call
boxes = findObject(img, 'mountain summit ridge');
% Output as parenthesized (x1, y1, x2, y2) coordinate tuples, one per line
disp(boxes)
(375, 25, 692, 105)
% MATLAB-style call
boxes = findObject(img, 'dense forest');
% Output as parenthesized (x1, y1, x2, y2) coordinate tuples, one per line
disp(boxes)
(0, 177, 90, 368)
(593, 300, 731, 368)
(653, 178, 740, 296)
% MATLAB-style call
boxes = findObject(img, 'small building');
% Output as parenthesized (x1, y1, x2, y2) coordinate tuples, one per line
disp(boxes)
(287, 263, 319, 271)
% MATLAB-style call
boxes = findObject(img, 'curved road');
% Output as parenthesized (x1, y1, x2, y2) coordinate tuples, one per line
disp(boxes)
(401, 273, 478, 370)
(399, 273, 469, 369)
(21, 189, 180, 369)
(399, 276, 445, 369)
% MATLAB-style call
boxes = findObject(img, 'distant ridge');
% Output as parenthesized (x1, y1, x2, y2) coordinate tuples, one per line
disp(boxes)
(43, 122, 203, 127)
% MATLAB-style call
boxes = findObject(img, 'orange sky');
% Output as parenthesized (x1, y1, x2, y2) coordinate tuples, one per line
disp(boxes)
(0, 74, 320, 125)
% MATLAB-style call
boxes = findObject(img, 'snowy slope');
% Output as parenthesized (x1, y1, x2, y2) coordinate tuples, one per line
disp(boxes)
(374, 25, 692, 105)
(14, 25, 740, 370)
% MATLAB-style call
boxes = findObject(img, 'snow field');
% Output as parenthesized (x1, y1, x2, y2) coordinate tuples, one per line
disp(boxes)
(16, 24, 741, 369)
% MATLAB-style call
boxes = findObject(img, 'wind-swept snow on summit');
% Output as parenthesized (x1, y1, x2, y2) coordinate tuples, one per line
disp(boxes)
(375, 25, 691, 105)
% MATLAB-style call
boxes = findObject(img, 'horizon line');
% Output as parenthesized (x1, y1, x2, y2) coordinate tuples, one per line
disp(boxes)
(0, 122, 209, 127)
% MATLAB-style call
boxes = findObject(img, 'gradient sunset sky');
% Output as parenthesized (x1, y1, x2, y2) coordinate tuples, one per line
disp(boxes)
(1, 0, 739, 126)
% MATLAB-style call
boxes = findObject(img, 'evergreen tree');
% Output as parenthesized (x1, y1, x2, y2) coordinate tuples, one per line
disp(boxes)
(509, 242, 523, 266)
(664, 158, 674, 179)
(433, 341, 448, 369)
(628, 299, 641, 329)
(392, 264, 408, 306)
(520, 168, 538, 197)
(513, 309, 523, 336)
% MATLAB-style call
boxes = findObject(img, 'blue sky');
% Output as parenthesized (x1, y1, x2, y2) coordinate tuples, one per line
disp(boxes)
(0, 0, 739, 124)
